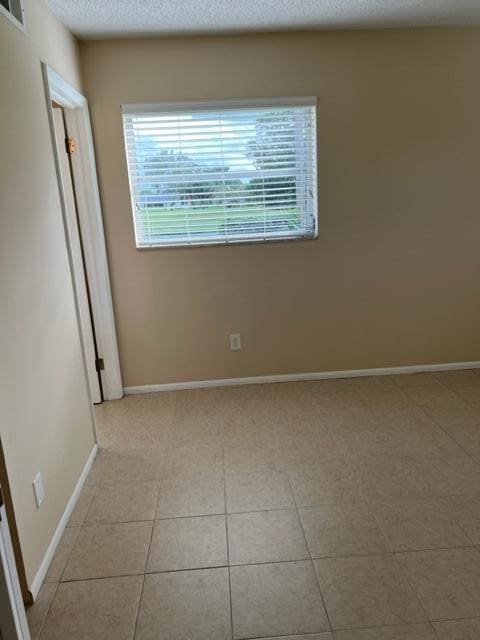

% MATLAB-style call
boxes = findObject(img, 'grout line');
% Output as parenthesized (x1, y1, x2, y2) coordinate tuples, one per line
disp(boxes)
(123, 418, 170, 640)
(54, 543, 480, 585)
(274, 427, 335, 635)
(131, 573, 146, 640)
(30, 580, 60, 640)
(235, 619, 465, 639)
(387, 553, 433, 627)
(430, 621, 442, 640)
(235, 632, 334, 640)
(222, 432, 235, 640)
(55, 525, 84, 585)
(413, 401, 480, 545)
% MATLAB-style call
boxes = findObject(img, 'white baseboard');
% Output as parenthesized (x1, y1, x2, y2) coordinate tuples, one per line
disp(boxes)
(29, 444, 98, 600)
(124, 361, 480, 395)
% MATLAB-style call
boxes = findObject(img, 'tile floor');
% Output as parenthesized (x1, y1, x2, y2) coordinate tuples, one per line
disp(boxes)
(27, 371, 480, 639)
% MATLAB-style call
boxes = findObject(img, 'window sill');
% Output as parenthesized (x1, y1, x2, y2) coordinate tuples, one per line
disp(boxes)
(135, 232, 318, 250)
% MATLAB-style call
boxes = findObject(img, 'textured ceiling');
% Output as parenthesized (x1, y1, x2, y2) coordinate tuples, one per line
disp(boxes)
(46, 0, 480, 39)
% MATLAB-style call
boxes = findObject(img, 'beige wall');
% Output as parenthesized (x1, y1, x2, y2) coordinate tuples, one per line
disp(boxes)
(80, 29, 480, 387)
(0, 0, 95, 586)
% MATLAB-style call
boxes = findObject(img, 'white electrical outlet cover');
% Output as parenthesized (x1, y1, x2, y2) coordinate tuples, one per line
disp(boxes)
(33, 472, 45, 508)
(229, 334, 242, 350)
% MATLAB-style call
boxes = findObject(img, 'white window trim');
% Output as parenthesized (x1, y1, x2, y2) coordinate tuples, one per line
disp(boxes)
(122, 96, 318, 249)
(0, 0, 26, 33)
(121, 96, 317, 114)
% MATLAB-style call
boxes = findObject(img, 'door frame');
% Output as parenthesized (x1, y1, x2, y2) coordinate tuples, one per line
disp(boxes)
(51, 106, 102, 403)
(0, 496, 31, 640)
(42, 63, 123, 401)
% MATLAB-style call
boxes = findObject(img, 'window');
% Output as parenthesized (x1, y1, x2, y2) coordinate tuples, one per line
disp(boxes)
(0, 0, 25, 29)
(122, 98, 318, 248)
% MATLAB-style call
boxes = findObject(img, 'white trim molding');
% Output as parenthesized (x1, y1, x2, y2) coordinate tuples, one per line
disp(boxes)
(42, 63, 123, 401)
(0, 0, 26, 34)
(45, 66, 85, 109)
(121, 95, 317, 114)
(0, 505, 30, 639)
(29, 445, 98, 601)
(124, 361, 480, 394)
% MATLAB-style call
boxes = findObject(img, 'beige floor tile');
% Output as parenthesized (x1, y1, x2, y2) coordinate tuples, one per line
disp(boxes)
(95, 392, 175, 431)
(451, 382, 480, 408)
(420, 457, 480, 496)
(98, 419, 171, 451)
(172, 411, 224, 440)
(335, 429, 392, 461)
(373, 497, 472, 551)
(435, 369, 480, 384)
(85, 481, 159, 524)
(397, 547, 480, 620)
(48, 383, 480, 636)
(39, 576, 143, 640)
(271, 408, 327, 437)
(147, 515, 227, 572)
(316, 389, 364, 408)
(156, 469, 225, 518)
(314, 555, 426, 629)
(230, 561, 329, 639)
(67, 490, 96, 527)
(225, 419, 276, 440)
(226, 470, 295, 512)
(422, 400, 480, 428)
(316, 397, 366, 423)
(391, 373, 442, 387)
(165, 441, 224, 474)
(318, 402, 370, 423)
(81, 452, 106, 493)
(44, 527, 81, 583)
(27, 583, 57, 640)
(404, 384, 460, 406)
(352, 457, 431, 502)
(367, 405, 435, 431)
(359, 387, 411, 407)
(224, 439, 285, 474)
(449, 495, 480, 544)
(299, 504, 388, 558)
(348, 376, 398, 391)
(228, 509, 309, 565)
(279, 434, 342, 467)
(96, 449, 165, 483)
(380, 425, 467, 459)
(250, 635, 333, 640)
(135, 568, 231, 640)
(446, 425, 480, 455)
(289, 461, 363, 507)
(433, 617, 480, 639)
(62, 521, 152, 581)
(312, 379, 363, 394)
(334, 624, 437, 639)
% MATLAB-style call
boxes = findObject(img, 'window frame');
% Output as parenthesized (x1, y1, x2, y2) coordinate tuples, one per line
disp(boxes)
(0, 0, 26, 32)
(121, 96, 319, 250)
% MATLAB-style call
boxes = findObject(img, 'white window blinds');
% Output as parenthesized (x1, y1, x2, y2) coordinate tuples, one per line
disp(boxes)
(122, 98, 318, 248)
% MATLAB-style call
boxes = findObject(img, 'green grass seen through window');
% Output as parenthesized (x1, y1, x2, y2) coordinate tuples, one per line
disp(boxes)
(138, 206, 301, 237)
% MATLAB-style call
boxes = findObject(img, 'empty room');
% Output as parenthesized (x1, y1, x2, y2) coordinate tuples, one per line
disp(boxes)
(1, 0, 480, 639)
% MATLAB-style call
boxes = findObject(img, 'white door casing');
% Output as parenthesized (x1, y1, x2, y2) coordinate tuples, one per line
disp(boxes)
(0, 500, 31, 640)
(52, 108, 102, 403)
(42, 63, 123, 402)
